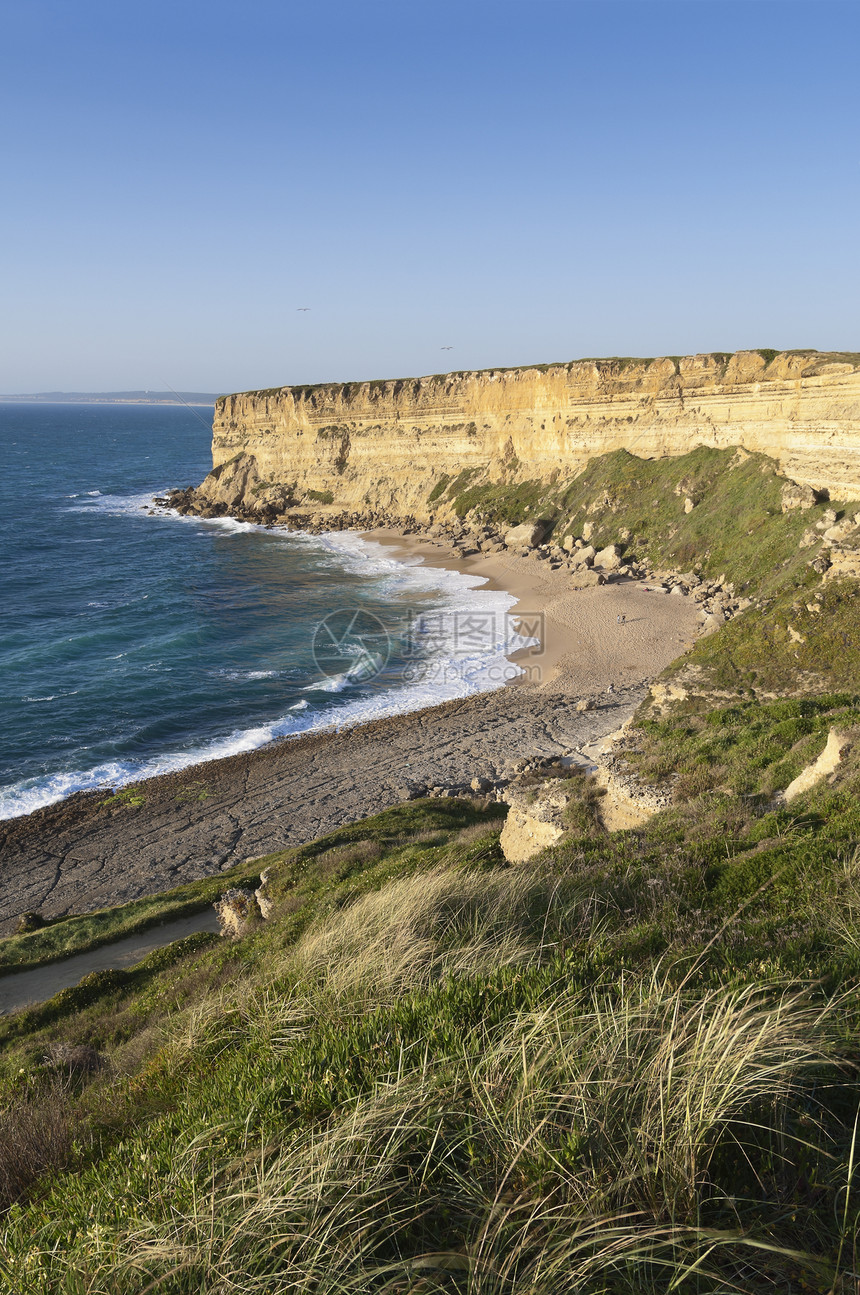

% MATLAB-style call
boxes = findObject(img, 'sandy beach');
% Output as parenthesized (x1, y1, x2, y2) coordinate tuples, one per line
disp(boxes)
(363, 527, 700, 695)
(0, 533, 699, 932)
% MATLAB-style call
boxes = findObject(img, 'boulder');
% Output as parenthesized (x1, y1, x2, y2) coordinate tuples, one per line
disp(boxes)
(593, 543, 623, 570)
(570, 544, 595, 566)
(823, 517, 859, 543)
(782, 729, 852, 802)
(781, 481, 821, 512)
(570, 568, 607, 588)
(825, 550, 860, 580)
(504, 521, 546, 549)
(196, 453, 260, 511)
(214, 888, 260, 940)
(500, 779, 578, 862)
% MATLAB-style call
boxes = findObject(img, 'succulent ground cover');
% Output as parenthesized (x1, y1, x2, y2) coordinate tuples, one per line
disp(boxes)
(2, 704, 860, 1291)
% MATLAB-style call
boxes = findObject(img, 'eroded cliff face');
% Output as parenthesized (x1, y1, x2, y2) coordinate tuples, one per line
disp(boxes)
(200, 351, 860, 517)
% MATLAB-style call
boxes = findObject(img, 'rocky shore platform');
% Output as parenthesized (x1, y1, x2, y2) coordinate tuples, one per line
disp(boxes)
(0, 685, 645, 934)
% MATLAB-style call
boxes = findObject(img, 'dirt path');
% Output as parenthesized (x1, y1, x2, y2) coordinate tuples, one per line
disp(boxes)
(0, 909, 222, 1014)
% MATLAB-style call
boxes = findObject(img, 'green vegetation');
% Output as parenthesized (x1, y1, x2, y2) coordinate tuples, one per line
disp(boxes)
(305, 487, 335, 505)
(681, 576, 860, 693)
(452, 445, 817, 591)
(445, 443, 860, 691)
(427, 473, 451, 503)
(4, 721, 860, 1289)
(98, 785, 146, 808)
(7, 416, 860, 1286)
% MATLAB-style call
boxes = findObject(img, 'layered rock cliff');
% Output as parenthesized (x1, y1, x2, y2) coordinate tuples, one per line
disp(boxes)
(197, 350, 860, 518)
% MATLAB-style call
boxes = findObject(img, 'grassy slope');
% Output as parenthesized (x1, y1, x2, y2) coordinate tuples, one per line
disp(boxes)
(3, 721, 860, 1290)
(448, 444, 859, 693)
(3, 448, 860, 1291)
(0, 862, 265, 973)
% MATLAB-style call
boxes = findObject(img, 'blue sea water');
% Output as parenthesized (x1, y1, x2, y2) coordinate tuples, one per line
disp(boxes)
(0, 403, 523, 820)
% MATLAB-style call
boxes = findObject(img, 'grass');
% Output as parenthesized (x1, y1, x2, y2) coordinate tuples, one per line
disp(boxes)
(4, 728, 860, 1289)
(443, 441, 860, 691)
(678, 576, 860, 693)
(451, 444, 831, 594)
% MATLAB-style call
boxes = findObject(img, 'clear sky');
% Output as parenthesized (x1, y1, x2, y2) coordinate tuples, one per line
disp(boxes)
(2, 0, 857, 393)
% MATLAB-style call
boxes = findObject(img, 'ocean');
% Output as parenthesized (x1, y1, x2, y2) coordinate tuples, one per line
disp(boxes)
(0, 402, 524, 820)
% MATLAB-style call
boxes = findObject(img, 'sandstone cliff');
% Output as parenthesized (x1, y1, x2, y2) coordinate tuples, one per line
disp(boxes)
(199, 350, 860, 517)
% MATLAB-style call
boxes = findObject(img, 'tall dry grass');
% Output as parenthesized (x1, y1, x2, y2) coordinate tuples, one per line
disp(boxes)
(285, 863, 602, 1004)
(0, 1080, 79, 1212)
(84, 974, 840, 1293)
(32, 863, 845, 1293)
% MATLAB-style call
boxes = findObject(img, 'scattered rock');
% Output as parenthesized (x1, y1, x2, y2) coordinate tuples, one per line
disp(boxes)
(824, 549, 860, 580)
(500, 780, 576, 862)
(699, 613, 725, 636)
(647, 682, 690, 714)
(570, 568, 607, 588)
(570, 544, 596, 567)
(504, 521, 546, 549)
(214, 888, 260, 940)
(593, 543, 623, 570)
(781, 481, 821, 512)
(254, 868, 274, 919)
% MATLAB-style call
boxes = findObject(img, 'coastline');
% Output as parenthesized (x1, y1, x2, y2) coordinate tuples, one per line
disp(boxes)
(0, 522, 700, 933)
(361, 526, 700, 695)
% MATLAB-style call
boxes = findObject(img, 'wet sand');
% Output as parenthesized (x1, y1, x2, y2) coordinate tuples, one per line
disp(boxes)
(0, 537, 699, 934)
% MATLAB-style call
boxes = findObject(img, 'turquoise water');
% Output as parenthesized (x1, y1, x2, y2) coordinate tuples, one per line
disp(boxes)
(0, 403, 521, 819)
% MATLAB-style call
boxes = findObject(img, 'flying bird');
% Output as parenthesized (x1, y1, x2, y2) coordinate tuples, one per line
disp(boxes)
(441, 346, 453, 350)
(297, 307, 311, 312)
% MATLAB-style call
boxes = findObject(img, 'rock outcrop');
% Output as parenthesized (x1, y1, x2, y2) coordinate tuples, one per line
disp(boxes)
(781, 729, 853, 803)
(499, 780, 575, 862)
(198, 351, 860, 519)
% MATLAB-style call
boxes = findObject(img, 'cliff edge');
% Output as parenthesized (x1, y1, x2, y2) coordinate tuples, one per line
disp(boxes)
(193, 350, 860, 519)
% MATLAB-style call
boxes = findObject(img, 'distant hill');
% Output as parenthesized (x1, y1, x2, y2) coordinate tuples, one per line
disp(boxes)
(0, 391, 219, 405)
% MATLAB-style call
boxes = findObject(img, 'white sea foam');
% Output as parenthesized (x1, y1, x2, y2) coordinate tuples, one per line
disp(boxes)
(2, 501, 535, 821)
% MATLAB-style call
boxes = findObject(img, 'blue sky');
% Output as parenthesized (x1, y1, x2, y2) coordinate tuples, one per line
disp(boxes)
(1, 0, 857, 392)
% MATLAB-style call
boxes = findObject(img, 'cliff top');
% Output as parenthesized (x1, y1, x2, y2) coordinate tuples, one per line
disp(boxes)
(225, 348, 860, 408)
